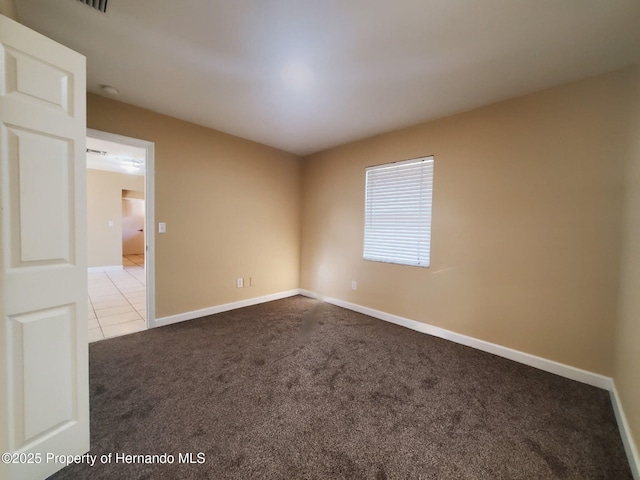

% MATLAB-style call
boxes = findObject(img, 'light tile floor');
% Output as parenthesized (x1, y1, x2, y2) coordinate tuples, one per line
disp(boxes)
(88, 254, 146, 342)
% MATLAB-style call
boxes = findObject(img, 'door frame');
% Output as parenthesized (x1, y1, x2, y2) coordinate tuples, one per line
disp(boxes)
(86, 128, 156, 327)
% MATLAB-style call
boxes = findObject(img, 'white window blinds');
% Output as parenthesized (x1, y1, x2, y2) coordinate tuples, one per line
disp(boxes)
(363, 156, 434, 267)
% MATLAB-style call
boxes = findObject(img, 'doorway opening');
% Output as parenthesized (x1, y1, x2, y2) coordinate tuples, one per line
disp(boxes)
(122, 190, 145, 257)
(86, 129, 155, 341)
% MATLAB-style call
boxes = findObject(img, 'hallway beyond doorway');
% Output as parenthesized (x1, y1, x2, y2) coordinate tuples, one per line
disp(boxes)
(88, 255, 146, 342)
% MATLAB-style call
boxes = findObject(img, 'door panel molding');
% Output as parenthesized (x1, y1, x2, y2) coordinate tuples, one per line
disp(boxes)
(0, 13, 88, 480)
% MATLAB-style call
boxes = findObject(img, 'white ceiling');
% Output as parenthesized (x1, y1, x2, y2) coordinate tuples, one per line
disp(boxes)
(86, 136, 145, 176)
(15, 0, 640, 156)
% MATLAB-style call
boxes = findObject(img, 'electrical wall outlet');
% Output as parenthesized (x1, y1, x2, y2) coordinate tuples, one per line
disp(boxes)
(351, 280, 357, 290)
(236, 278, 243, 288)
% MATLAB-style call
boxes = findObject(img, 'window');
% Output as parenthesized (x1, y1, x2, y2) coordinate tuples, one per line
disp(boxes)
(363, 156, 434, 267)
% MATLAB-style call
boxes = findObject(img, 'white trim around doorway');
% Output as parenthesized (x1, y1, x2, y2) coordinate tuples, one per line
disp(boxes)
(87, 128, 156, 328)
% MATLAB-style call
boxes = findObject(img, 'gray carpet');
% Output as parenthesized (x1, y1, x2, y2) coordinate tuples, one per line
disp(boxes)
(50, 296, 631, 479)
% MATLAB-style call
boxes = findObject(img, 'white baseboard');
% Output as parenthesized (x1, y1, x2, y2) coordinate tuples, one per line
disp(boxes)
(153, 289, 301, 328)
(300, 289, 640, 474)
(88, 265, 123, 272)
(611, 384, 640, 479)
(301, 290, 640, 477)
(299, 289, 612, 389)
(154, 288, 637, 475)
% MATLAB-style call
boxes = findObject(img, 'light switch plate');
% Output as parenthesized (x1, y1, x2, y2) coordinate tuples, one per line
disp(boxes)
(158, 222, 166, 233)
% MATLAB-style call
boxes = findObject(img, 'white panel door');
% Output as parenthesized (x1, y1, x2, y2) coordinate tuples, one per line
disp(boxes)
(0, 14, 89, 480)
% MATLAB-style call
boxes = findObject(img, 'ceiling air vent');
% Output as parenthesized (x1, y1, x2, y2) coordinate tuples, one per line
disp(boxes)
(77, 0, 108, 13)
(86, 148, 107, 155)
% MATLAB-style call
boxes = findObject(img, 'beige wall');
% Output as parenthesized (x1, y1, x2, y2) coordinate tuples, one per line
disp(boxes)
(87, 168, 144, 267)
(301, 68, 638, 376)
(0, 0, 18, 20)
(88, 69, 639, 459)
(614, 65, 640, 464)
(87, 94, 301, 318)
